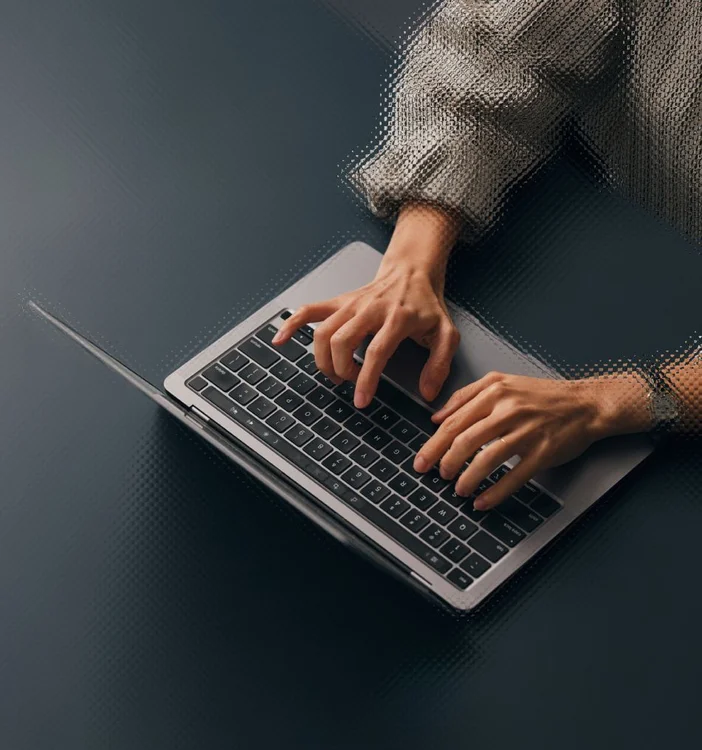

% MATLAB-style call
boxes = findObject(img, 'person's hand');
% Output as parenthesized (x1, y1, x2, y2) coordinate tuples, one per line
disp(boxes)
(413, 371, 651, 510)
(272, 203, 462, 409)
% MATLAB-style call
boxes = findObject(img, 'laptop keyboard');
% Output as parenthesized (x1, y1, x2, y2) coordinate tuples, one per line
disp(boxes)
(186, 312, 563, 591)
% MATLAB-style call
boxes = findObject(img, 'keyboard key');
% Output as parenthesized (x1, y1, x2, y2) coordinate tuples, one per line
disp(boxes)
(340, 496, 449, 574)
(239, 338, 280, 368)
(407, 488, 437, 511)
(312, 416, 341, 440)
(293, 403, 322, 426)
(256, 376, 285, 398)
(300, 324, 315, 339)
(489, 464, 510, 483)
(307, 386, 336, 409)
(473, 477, 493, 496)
(289, 372, 316, 396)
(255, 323, 279, 345)
(400, 510, 430, 533)
(388, 473, 418, 497)
(345, 414, 373, 436)
(330, 431, 360, 454)
(341, 467, 371, 490)
(334, 381, 355, 402)
(257, 326, 305, 362)
(269, 359, 297, 382)
(369, 458, 398, 482)
(401, 457, 423, 480)
(481, 513, 526, 547)
(202, 386, 243, 419)
(287, 425, 314, 447)
(274, 390, 304, 412)
(427, 501, 458, 526)
(459, 501, 489, 523)
(441, 484, 466, 507)
(390, 420, 419, 444)
(279, 310, 292, 320)
(421, 469, 450, 493)
(362, 482, 390, 504)
(266, 410, 296, 433)
(468, 531, 508, 562)
(322, 452, 352, 475)
(531, 493, 562, 518)
(203, 363, 240, 392)
(220, 350, 249, 372)
(298, 353, 318, 376)
(349, 445, 379, 468)
(408, 433, 429, 453)
(380, 495, 410, 518)
(447, 569, 473, 590)
(188, 376, 207, 391)
(239, 362, 267, 385)
(248, 396, 276, 419)
(371, 405, 400, 429)
(420, 524, 450, 548)
(514, 482, 541, 505)
(363, 426, 392, 450)
(325, 399, 354, 423)
(303, 438, 333, 461)
(382, 441, 411, 464)
(315, 372, 338, 389)
(292, 329, 313, 346)
(447, 517, 478, 541)
(460, 553, 491, 579)
(230, 382, 258, 405)
(441, 539, 470, 562)
(324, 476, 348, 498)
(499, 497, 543, 533)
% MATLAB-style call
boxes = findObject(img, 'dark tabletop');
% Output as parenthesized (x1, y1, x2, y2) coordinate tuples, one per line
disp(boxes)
(2, 2, 701, 749)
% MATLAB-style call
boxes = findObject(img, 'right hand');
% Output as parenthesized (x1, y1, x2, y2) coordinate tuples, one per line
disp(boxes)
(272, 204, 461, 409)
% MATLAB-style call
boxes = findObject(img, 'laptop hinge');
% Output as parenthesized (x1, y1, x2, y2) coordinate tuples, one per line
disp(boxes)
(190, 405, 210, 423)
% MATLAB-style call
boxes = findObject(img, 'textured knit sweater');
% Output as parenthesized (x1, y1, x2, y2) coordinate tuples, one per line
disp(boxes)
(348, 0, 701, 246)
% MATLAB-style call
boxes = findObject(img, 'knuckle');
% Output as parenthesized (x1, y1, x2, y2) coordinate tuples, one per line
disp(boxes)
(486, 381, 507, 399)
(330, 330, 349, 347)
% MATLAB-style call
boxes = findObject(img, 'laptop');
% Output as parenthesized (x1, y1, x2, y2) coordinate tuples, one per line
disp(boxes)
(30, 241, 653, 610)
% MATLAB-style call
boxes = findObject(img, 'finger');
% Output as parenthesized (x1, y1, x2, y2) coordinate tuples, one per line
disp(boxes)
(454, 436, 518, 498)
(419, 322, 460, 401)
(438, 415, 511, 480)
(432, 371, 504, 423)
(473, 453, 542, 511)
(354, 323, 405, 408)
(414, 389, 496, 472)
(313, 307, 355, 382)
(273, 300, 340, 344)
(330, 314, 377, 383)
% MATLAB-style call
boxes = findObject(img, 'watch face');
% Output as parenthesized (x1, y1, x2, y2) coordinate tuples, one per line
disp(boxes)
(651, 391, 678, 423)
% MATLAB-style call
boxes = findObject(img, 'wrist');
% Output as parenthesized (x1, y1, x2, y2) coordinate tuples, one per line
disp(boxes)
(380, 202, 459, 291)
(579, 373, 652, 440)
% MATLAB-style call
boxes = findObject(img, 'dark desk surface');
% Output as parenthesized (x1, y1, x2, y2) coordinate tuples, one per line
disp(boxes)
(2, 3, 701, 749)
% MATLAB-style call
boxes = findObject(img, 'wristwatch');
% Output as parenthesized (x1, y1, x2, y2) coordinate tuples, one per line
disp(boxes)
(640, 365, 680, 439)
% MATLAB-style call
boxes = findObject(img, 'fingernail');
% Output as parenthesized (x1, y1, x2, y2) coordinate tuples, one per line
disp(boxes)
(431, 411, 443, 422)
(331, 376, 343, 386)
(439, 465, 453, 480)
(354, 390, 369, 409)
(473, 497, 488, 511)
(414, 455, 428, 473)
(272, 331, 283, 344)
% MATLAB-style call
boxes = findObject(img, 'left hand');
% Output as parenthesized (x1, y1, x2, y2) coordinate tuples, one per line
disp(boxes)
(413, 371, 650, 511)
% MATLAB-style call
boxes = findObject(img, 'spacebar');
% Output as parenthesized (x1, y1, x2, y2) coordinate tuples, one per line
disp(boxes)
(345, 495, 451, 574)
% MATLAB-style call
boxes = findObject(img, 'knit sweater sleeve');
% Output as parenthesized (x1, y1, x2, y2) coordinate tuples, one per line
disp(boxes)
(347, 0, 622, 241)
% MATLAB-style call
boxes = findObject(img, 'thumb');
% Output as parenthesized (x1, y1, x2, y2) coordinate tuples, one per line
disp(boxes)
(419, 322, 460, 402)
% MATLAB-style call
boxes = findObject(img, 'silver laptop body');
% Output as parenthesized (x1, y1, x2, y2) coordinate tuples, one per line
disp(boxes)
(33, 241, 653, 611)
